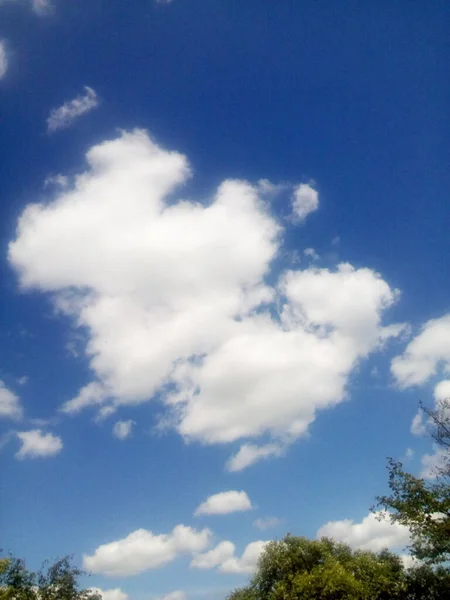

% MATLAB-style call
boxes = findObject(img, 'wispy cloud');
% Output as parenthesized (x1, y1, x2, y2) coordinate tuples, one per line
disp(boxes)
(253, 516, 282, 531)
(0, 0, 51, 16)
(0, 40, 7, 80)
(226, 443, 284, 472)
(47, 86, 99, 132)
(44, 174, 70, 189)
(31, 0, 51, 15)
(113, 420, 135, 440)
(0, 381, 23, 420)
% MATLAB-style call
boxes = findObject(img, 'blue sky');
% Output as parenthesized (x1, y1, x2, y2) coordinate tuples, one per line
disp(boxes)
(0, 1, 449, 599)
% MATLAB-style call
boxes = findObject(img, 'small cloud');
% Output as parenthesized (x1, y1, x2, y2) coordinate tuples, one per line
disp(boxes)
(61, 381, 107, 414)
(411, 411, 426, 436)
(253, 516, 282, 530)
(420, 446, 448, 479)
(17, 376, 28, 386)
(47, 86, 99, 132)
(331, 236, 341, 246)
(90, 589, 128, 600)
(0, 381, 23, 420)
(191, 540, 268, 575)
(195, 491, 253, 516)
(155, 593, 186, 600)
(28, 416, 60, 427)
(95, 405, 117, 422)
(291, 183, 319, 223)
(44, 174, 70, 189)
(303, 247, 319, 261)
(370, 366, 379, 378)
(113, 419, 135, 440)
(390, 314, 450, 389)
(257, 179, 288, 198)
(0, 40, 7, 80)
(16, 429, 62, 459)
(32, 0, 51, 15)
(404, 447, 414, 460)
(226, 443, 284, 472)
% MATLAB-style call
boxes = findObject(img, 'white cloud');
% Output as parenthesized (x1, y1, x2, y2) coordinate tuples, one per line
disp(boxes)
(156, 593, 186, 600)
(61, 382, 108, 414)
(0, 40, 7, 79)
(391, 314, 450, 388)
(404, 447, 414, 460)
(47, 86, 99, 132)
(331, 236, 340, 246)
(411, 411, 426, 436)
(291, 183, 319, 223)
(220, 541, 268, 574)
(9, 130, 404, 466)
(44, 174, 70, 189)
(191, 541, 235, 569)
(17, 375, 29, 386)
(253, 517, 281, 530)
(195, 491, 252, 516)
(91, 589, 128, 600)
(95, 405, 117, 422)
(0, 0, 50, 14)
(16, 429, 62, 459)
(420, 446, 448, 479)
(0, 381, 23, 419)
(191, 540, 268, 575)
(434, 379, 450, 404)
(226, 443, 284, 472)
(83, 525, 211, 577)
(304, 247, 319, 261)
(113, 419, 134, 440)
(411, 379, 450, 438)
(31, 0, 50, 14)
(172, 263, 403, 447)
(399, 554, 420, 569)
(317, 511, 411, 553)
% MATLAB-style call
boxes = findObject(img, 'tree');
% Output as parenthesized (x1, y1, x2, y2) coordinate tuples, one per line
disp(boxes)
(226, 588, 256, 600)
(0, 555, 101, 600)
(0, 556, 36, 600)
(376, 399, 450, 564)
(226, 535, 408, 600)
(403, 564, 450, 600)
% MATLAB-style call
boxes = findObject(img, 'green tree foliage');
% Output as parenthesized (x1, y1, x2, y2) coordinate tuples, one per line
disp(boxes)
(0, 555, 101, 600)
(0, 556, 36, 600)
(226, 536, 408, 600)
(403, 564, 450, 600)
(376, 399, 450, 564)
(226, 535, 450, 600)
